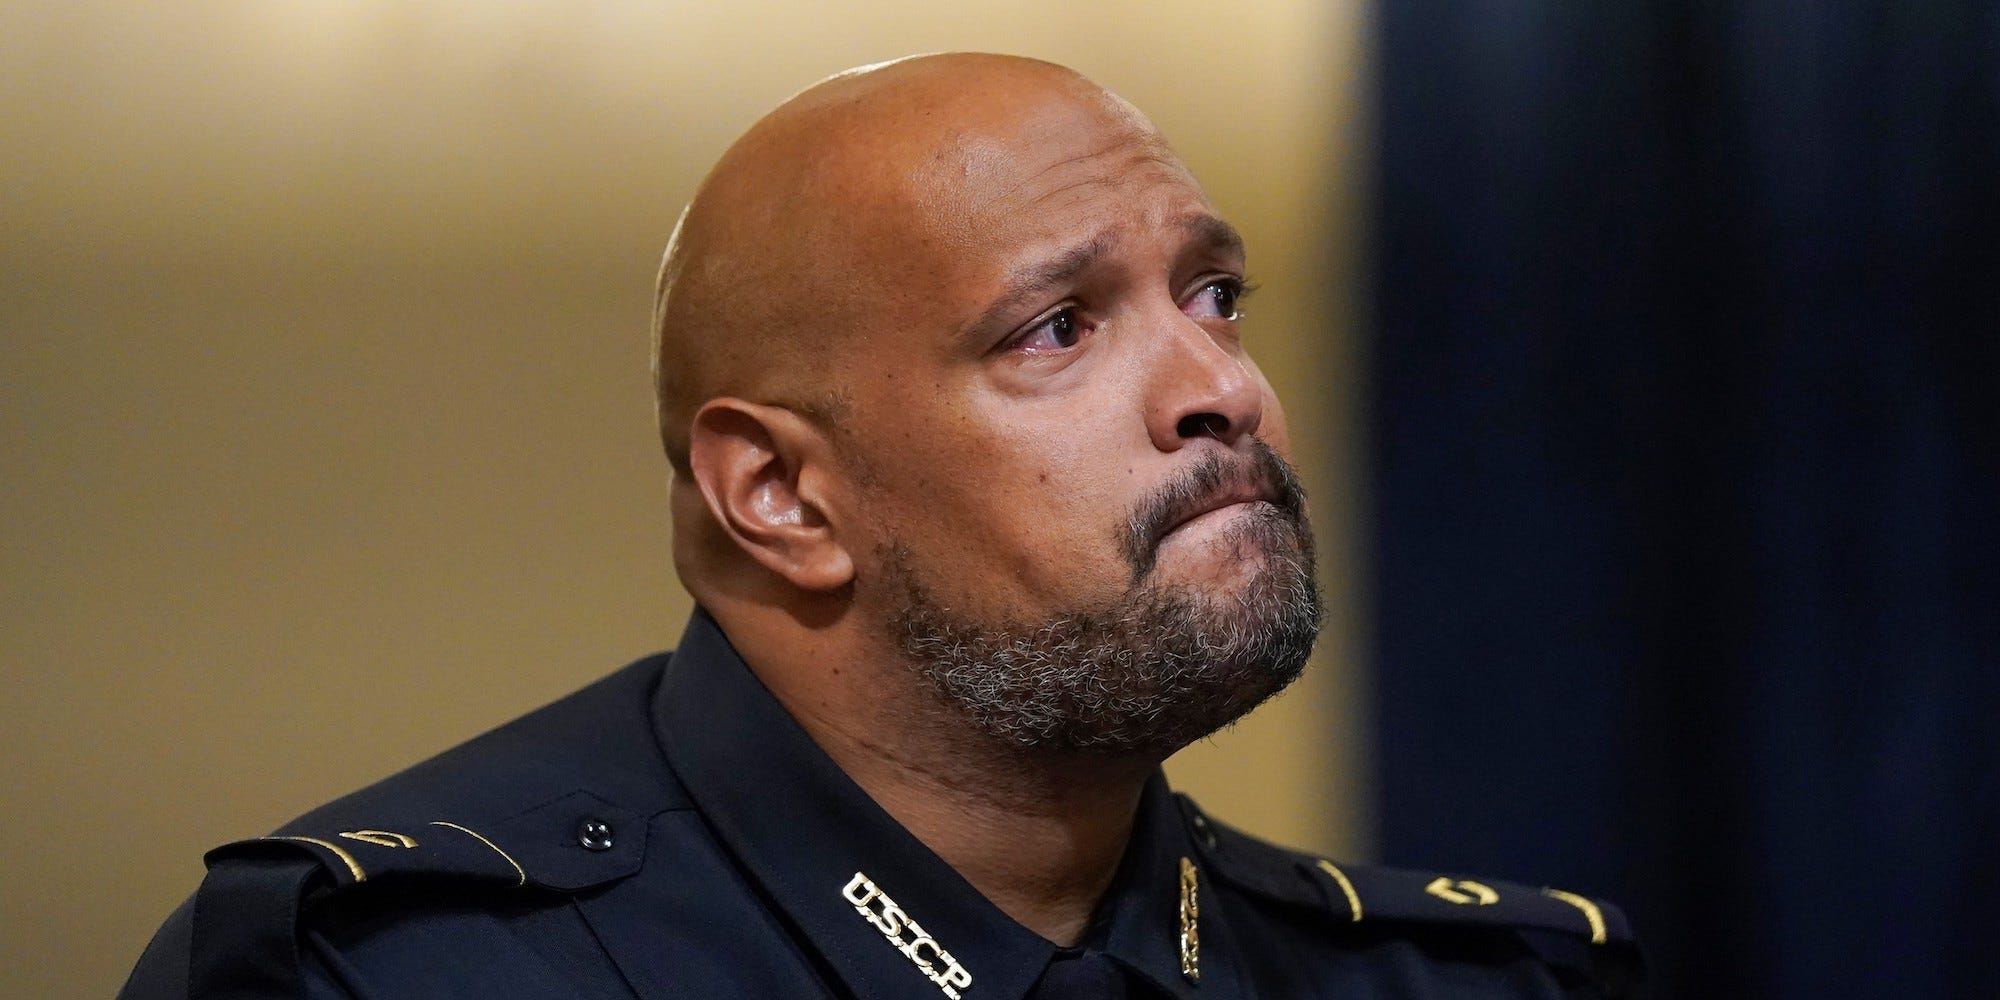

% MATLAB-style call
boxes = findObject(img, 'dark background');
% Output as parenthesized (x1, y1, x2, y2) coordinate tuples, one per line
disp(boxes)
(1369, 2, 2000, 996)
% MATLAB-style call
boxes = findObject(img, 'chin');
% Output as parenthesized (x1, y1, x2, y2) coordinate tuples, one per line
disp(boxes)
(884, 506, 1324, 757)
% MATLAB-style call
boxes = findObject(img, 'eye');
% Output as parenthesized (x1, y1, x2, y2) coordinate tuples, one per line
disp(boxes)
(1011, 306, 1085, 352)
(1184, 277, 1250, 321)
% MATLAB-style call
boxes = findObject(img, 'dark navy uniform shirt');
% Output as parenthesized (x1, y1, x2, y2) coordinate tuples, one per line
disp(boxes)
(122, 610, 1644, 998)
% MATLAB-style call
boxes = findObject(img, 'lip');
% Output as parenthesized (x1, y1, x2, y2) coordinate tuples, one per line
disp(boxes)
(1160, 494, 1275, 541)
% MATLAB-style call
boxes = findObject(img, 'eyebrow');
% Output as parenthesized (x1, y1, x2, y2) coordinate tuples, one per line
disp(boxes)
(956, 213, 1247, 347)
(958, 231, 1120, 345)
(1182, 213, 1246, 262)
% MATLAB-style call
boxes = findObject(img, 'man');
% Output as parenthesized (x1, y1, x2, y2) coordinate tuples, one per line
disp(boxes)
(123, 53, 1641, 998)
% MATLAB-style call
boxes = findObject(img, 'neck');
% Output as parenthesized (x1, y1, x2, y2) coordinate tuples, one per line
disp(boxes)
(754, 631, 1156, 945)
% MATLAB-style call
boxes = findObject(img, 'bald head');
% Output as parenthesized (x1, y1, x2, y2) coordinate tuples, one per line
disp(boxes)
(651, 54, 1170, 475)
(650, 54, 1311, 763)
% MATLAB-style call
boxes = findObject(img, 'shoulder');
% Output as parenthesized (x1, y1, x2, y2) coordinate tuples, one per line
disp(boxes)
(121, 653, 687, 1000)
(285, 651, 682, 832)
(1174, 795, 1645, 998)
(255, 651, 685, 887)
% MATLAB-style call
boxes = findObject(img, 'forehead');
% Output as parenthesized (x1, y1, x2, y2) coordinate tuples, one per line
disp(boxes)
(739, 71, 1227, 379)
(877, 97, 1218, 313)
(916, 91, 1205, 230)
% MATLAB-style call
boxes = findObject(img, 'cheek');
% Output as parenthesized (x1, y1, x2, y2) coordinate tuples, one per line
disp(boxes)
(847, 408, 1136, 603)
(1260, 388, 1293, 457)
(991, 453, 1116, 546)
(1242, 360, 1292, 457)
(957, 418, 1152, 600)
(953, 440, 1119, 557)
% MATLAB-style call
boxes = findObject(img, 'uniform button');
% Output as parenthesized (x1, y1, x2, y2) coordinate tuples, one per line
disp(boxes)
(577, 818, 615, 851)
(1191, 813, 1218, 849)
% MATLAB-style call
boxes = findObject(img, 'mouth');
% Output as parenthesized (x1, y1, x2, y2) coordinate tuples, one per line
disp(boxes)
(1120, 442, 1307, 580)
(1155, 486, 1280, 546)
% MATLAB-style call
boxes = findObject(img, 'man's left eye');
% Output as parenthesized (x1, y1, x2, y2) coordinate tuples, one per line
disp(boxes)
(1184, 278, 1247, 321)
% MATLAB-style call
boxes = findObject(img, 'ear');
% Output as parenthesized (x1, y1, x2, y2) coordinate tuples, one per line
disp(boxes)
(685, 398, 855, 592)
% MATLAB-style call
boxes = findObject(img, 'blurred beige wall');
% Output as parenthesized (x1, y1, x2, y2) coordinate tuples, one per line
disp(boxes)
(0, 3, 1369, 995)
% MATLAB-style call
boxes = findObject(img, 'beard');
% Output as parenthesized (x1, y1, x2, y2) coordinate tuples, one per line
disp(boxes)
(884, 439, 1322, 758)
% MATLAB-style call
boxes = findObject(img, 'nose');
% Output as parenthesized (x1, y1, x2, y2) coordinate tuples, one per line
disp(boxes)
(1144, 315, 1265, 452)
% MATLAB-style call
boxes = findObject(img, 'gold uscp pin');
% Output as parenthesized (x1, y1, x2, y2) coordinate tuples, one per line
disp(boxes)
(1178, 856, 1200, 982)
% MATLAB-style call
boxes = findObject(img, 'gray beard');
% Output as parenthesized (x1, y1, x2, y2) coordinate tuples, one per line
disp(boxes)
(884, 445, 1322, 757)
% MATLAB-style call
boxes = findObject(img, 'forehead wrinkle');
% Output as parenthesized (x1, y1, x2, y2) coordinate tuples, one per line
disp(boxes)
(959, 139, 1181, 220)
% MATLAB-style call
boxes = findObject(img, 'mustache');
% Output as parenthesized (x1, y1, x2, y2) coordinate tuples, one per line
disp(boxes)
(1119, 439, 1309, 579)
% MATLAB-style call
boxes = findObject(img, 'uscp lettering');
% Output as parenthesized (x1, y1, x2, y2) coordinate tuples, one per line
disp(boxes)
(842, 872, 974, 998)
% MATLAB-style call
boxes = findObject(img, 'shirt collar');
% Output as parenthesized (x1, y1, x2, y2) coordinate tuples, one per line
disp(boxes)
(654, 609, 1245, 1000)
(1093, 772, 1249, 1000)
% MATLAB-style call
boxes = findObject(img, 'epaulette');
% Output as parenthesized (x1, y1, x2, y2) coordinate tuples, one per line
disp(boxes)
(220, 787, 650, 891)
(179, 654, 684, 999)
(189, 789, 651, 997)
(1174, 794, 1641, 987)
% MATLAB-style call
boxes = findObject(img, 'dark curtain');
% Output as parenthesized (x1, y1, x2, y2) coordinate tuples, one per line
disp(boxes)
(1367, 2, 2000, 996)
